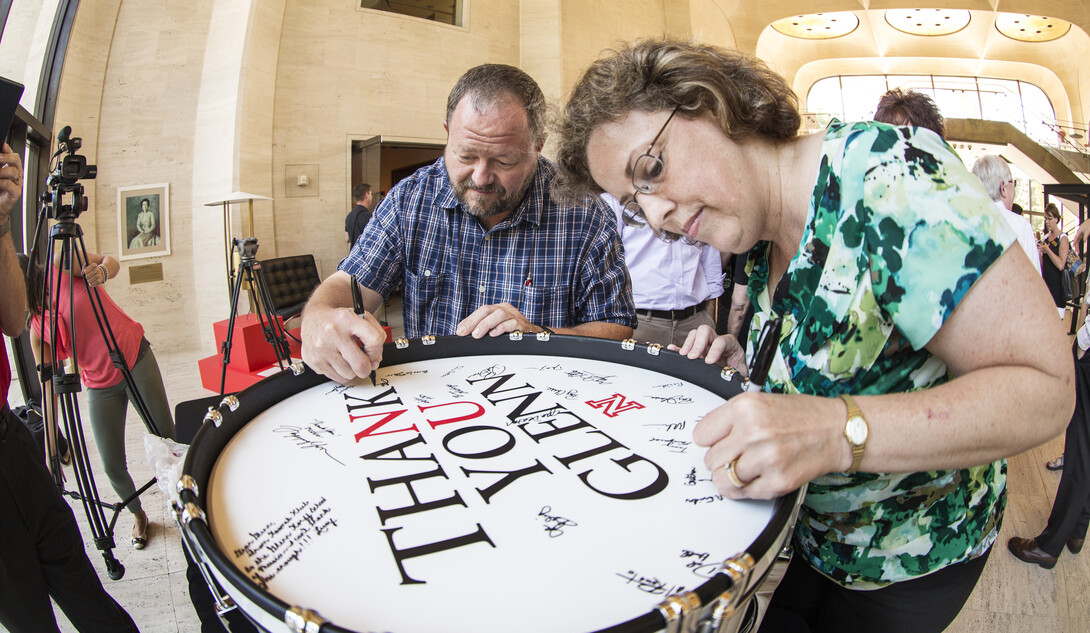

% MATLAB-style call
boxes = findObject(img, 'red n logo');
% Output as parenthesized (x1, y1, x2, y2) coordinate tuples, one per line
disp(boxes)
(585, 393, 645, 418)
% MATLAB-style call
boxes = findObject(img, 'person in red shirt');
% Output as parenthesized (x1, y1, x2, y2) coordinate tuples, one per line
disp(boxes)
(24, 247, 174, 550)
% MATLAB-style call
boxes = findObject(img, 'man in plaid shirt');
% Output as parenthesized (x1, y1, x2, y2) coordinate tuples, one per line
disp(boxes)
(302, 64, 635, 384)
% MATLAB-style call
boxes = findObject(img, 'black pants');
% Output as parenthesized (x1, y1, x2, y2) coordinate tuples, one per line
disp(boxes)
(758, 547, 991, 633)
(0, 406, 139, 633)
(1037, 345, 1090, 557)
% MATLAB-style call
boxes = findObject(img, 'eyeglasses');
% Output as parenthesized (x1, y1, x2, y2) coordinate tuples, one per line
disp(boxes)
(621, 105, 680, 222)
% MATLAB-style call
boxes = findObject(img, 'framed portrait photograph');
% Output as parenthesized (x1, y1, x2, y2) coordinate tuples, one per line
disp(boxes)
(117, 183, 170, 260)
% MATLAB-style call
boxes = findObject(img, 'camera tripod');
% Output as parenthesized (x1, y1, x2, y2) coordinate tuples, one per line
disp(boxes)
(218, 236, 292, 395)
(30, 211, 167, 581)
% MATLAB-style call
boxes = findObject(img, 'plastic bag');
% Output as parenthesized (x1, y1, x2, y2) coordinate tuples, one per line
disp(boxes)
(144, 433, 189, 507)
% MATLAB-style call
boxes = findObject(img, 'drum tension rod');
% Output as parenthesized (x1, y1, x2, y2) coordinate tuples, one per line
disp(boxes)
(657, 590, 702, 633)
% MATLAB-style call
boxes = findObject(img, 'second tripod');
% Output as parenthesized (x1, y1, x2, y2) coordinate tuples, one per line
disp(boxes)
(219, 237, 292, 395)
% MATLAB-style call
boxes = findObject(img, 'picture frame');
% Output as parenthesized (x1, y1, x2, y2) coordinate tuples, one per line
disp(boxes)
(117, 183, 170, 260)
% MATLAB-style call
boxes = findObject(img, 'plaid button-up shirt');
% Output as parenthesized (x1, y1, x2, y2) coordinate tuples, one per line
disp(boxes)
(340, 156, 635, 338)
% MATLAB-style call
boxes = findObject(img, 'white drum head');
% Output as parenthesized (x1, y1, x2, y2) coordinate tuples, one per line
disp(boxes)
(202, 343, 777, 633)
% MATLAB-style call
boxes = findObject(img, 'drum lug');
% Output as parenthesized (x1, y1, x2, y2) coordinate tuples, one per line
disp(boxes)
(180, 501, 208, 526)
(220, 394, 240, 411)
(422, 335, 436, 345)
(395, 338, 409, 348)
(177, 474, 199, 498)
(289, 361, 305, 376)
(203, 407, 224, 428)
(285, 606, 326, 633)
(657, 591, 703, 633)
(508, 331, 524, 340)
(621, 338, 636, 350)
(646, 343, 662, 356)
(535, 330, 551, 341)
(699, 553, 756, 633)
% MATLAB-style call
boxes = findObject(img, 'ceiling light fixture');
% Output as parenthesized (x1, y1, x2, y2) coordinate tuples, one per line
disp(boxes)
(885, 9, 971, 37)
(771, 12, 859, 40)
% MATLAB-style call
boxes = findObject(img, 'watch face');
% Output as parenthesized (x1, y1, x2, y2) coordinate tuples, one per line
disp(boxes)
(846, 416, 868, 444)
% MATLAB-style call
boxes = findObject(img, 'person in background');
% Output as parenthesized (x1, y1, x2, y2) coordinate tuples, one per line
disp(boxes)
(1008, 278, 1090, 568)
(0, 143, 140, 632)
(873, 87, 946, 139)
(553, 38, 1072, 632)
(302, 63, 635, 384)
(23, 249, 175, 551)
(970, 155, 1042, 276)
(601, 193, 723, 347)
(345, 183, 373, 247)
(1039, 202, 1070, 318)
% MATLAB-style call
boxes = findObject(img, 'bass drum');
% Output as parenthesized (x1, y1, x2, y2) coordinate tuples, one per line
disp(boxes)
(177, 334, 801, 633)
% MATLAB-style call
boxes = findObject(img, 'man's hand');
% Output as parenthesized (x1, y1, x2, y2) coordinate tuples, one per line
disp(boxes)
(668, 324, 747, 374)
(301, 272, 389, 384)
(456, 303, 537, 338)
(0, 143, 23, 223)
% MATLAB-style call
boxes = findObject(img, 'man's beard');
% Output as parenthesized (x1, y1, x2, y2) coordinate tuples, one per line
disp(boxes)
(453, 175, 533, 219)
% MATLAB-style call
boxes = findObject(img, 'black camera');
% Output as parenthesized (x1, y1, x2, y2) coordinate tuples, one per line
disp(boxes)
(59, 153, 97, 182)
(43, 126, 96, 220)
(233, 237, 260, 261)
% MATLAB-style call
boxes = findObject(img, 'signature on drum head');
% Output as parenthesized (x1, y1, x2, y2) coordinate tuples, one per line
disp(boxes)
(537, 505, 578, 538)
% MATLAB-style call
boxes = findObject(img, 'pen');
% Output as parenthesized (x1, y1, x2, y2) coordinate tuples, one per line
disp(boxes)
(746, 316, 782, 392)
(350, 278, 377, 386)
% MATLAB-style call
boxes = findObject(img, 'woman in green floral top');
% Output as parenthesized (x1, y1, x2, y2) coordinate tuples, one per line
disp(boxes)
(555, 39, 1073, 632)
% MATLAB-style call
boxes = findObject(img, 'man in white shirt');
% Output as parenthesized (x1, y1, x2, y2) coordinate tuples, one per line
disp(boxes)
(601, 194, 725, 347)
(971, 155, 1041, 275)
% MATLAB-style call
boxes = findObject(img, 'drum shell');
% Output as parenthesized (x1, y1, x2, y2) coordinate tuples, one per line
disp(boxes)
(178, 334, 802, 633)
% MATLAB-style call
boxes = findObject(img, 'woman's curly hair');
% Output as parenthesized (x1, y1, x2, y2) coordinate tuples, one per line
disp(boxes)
(553, 38, 801, 202)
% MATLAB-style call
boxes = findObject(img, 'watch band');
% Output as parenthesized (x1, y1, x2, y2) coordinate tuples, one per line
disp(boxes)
(839, 393, 866, 473)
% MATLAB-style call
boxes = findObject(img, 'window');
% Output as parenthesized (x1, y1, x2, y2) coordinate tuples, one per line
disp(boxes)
(806, 74, 1057, 144)
(358, 0, 461, 26)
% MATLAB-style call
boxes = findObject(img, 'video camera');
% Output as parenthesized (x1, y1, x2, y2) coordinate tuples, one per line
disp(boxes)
(42, 125, 97, 220)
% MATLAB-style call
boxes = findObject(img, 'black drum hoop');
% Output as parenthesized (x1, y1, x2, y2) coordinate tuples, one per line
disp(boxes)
(180, 334, 801, 633)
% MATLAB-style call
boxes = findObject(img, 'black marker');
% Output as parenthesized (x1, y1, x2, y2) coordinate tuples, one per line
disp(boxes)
(350, 278, 377, 386)
(746, 316, 782, 393)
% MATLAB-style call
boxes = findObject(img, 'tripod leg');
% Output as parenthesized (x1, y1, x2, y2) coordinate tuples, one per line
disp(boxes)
(220, 264, 249, 395)
(249, 263, 293, 367)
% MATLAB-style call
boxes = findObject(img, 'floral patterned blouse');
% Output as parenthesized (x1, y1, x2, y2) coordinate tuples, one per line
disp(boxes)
(744, 120, 1016, 589)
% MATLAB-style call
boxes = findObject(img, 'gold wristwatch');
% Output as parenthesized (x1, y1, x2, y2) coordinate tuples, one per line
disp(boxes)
(838, 394, 868, 473)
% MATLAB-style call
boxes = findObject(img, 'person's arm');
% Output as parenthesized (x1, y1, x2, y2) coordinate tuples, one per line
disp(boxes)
(78, 252, 118, 287)
(300, 270, 389, 384)
(726, 282, 750, 341)
(0, 143, 24, 337)
(1040, 235, 1069, 270)
(692, 248, 1072, 499)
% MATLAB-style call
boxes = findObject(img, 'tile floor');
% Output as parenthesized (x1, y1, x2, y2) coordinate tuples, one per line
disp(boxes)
(4, 318, 1084, 633)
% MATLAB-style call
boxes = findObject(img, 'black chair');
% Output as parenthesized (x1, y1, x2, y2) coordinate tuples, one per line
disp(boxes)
(259, 254, 321, 320)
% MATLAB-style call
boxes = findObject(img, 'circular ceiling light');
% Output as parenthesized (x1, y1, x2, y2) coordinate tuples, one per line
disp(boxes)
(995, 13, 1071, 43)
(885, 9, 971, 36)
(771, 12, 859, 40)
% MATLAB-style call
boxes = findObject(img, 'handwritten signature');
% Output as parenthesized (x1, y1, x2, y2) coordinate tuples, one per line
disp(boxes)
(442, 365, 465, 377)
(273, 421, 344, 466)
(545, 386, 579, 400)
(616, 570, 686, 596)
(652, 381, 683, 389)
(469, 364, 506, 380)
(649, 437, 690, 453)
(644, 420, 687, 433)
(647, 395, 693, 404)
(538, 505, 578, 538)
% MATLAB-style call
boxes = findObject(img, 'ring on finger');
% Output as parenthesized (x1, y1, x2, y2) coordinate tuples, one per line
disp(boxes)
(725, 458, 749, 488)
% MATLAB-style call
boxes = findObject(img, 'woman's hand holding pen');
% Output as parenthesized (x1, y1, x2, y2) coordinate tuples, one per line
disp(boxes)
(694, 392, 848, 500)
